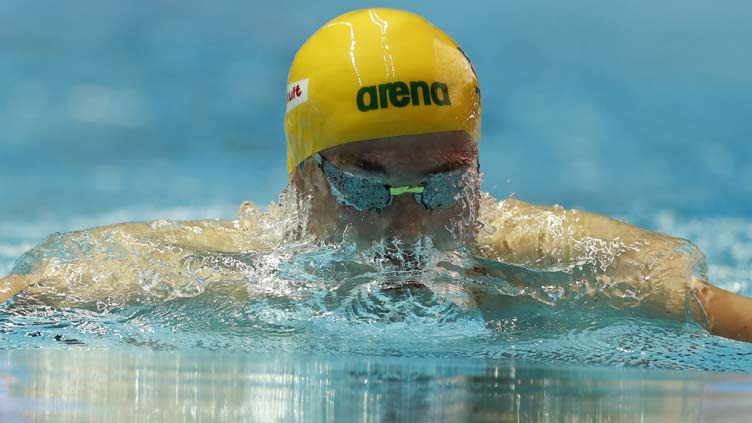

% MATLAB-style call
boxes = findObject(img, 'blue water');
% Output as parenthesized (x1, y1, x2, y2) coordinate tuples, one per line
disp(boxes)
(1, 1, 752, 421)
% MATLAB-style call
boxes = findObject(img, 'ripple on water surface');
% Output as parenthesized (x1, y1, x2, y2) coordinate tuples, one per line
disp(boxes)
(1, 209, 752, 373)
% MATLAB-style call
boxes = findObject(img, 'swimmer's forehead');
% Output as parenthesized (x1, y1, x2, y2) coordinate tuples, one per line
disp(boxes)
(324, 131, 477, 176)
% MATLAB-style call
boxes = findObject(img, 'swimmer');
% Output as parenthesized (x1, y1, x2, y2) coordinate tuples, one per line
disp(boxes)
(2, 8, 752, 342)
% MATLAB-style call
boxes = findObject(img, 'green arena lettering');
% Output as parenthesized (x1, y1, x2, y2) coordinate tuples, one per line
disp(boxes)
(356, 81, 451, 111)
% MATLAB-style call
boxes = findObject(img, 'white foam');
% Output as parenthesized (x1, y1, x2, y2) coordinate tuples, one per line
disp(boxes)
(2, 205, 750, 296)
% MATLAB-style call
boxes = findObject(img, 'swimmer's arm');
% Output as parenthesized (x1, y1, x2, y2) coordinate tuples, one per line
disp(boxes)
(1, 215, 262, 305)
(0, 223, 172, 306)
(477, 198, 676, 271)
(87, 218, 260, 252)
(0, 274, 30, 303)
(477, 198, 752, 342)
(691, 278, 752, 342)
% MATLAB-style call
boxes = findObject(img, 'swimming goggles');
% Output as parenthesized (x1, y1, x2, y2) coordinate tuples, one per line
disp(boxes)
(314, 153, 468, 212)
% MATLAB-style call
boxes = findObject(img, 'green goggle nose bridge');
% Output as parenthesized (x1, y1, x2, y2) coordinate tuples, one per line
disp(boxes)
(313, 153, 465, 212)
(389, 186, 424, 196)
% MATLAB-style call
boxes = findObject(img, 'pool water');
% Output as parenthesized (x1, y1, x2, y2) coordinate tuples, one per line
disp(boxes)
(4, 349, 752, 422)
(2, 0, 752, 421)
(1, 204, 751, 421)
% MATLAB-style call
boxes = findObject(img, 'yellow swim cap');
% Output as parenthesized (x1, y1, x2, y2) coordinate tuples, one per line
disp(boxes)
(284, 8, 481, 174)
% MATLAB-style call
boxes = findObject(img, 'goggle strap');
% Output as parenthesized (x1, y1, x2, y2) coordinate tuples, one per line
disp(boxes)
(313, 153, 324, 166)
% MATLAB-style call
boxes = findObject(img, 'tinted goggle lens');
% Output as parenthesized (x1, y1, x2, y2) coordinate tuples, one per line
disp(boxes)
(316, 154, 466, 212)
(421, 171, 464, 209)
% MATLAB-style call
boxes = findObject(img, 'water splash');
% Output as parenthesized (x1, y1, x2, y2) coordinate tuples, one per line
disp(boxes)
(2, 196, 752, 371)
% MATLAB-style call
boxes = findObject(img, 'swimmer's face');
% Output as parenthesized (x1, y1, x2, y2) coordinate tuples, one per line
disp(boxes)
(300, 131, 479, 248)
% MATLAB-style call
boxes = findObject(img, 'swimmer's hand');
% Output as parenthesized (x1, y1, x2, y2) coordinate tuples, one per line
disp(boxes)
(691, 278, 752, 343)
(0, 275, 30, 303)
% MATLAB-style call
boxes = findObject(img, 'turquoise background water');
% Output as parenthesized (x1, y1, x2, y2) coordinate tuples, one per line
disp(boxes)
(2, 1, 751, 222)
(1, 1, 752, 421)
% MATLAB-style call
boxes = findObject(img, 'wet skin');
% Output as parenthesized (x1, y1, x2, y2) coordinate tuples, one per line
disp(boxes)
(4, 131, 752, 343)
(293, 130, 479, 248)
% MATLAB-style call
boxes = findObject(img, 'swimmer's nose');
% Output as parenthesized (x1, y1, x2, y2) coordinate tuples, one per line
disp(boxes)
(385, 194, 425, 238)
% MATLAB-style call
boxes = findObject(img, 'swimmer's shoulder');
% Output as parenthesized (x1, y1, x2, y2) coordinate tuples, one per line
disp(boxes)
(33, 200, 277, 255)
(476, 193, 538, 261)
(140, 200, 278, 251)
(477, 193, 538, 229)
(43, 214, 262, 254)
